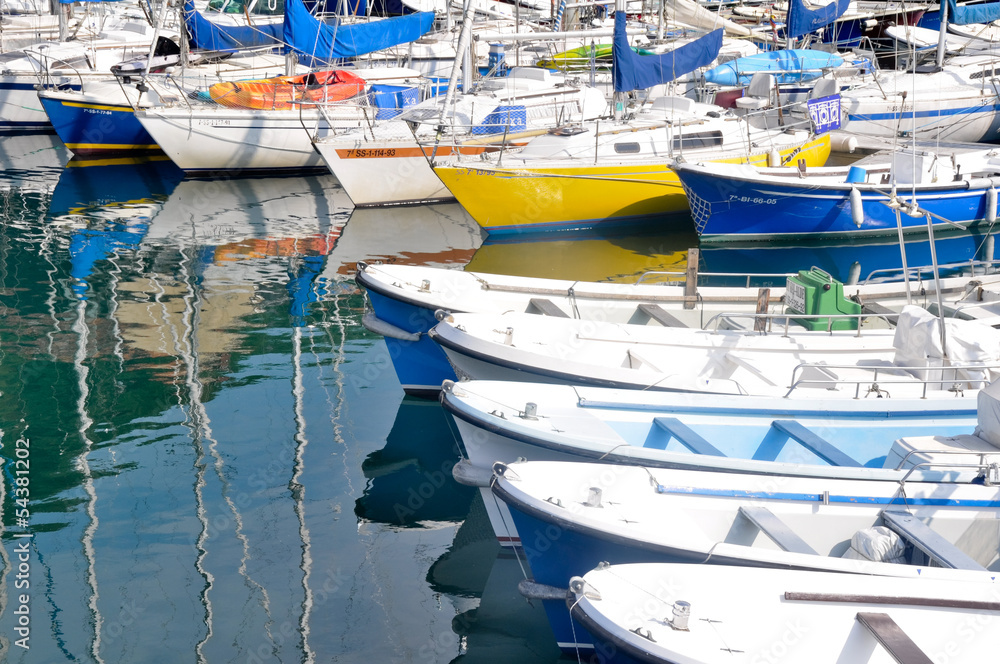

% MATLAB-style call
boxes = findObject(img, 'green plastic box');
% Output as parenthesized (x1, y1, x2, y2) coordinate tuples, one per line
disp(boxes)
(785, 268, 860, 331)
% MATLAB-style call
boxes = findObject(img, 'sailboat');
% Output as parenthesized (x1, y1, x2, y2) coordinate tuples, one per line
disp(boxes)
(134, 0, 435, 172)
(36, 0, 294, 155)
(432, 6, 830, 235)
(840, 0, 1000, 143)
(0, 0, 176, 130)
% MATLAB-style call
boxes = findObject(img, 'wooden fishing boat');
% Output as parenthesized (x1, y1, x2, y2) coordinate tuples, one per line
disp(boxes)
(208, 69, 366, 110)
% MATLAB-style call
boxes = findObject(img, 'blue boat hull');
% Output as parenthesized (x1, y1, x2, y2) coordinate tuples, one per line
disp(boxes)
(40, 94, 159, 156)
(678, 167, 993, 242)
(362, 287, 458, 396)
(506, 492, 807, 653)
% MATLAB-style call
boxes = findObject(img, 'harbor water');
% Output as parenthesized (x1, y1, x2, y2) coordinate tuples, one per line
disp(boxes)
(0, 133, 993, 663)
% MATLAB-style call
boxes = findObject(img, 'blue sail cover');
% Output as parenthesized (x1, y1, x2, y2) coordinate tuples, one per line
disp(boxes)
(945, 0, 1000, 25)
(612, 12, 722, 93)
(283, 0, 434, 66)
(183, 0, 283, 52)
(786, 0, 850, 39)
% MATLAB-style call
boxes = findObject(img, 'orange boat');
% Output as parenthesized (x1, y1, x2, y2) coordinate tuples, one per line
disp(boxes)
(209, 69, 366, 110)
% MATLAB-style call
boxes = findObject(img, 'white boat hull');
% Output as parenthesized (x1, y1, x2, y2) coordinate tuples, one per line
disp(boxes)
(136, 106, 368, 173)
(314, 134, 453, 206)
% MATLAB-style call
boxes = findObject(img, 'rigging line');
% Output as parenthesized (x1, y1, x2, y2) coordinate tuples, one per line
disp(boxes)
(291, 323, 316, 663)
(38, 222, 61, 357)
(177, 247, 277, 652)
(312, 277, 400, 646)
(0, 429, 8, 662)
(149, 268, 213, 664)
(73, 296, 106, 664)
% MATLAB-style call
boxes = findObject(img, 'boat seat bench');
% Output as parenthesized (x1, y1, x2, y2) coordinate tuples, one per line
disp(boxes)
(856, 612, 933, 664)
(881, 511, 986, 571)
(633, 303, 686, 328)
(753, 420, 862, 467)
(647, 417, 726, 456)
(738, 505, 818, 555)
(526, 298, 570, 317)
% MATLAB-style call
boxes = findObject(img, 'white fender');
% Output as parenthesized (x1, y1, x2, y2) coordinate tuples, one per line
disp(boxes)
(986, 187, 997, 223)
(850, 187, 864, 227)
(768, 148, 780, 168)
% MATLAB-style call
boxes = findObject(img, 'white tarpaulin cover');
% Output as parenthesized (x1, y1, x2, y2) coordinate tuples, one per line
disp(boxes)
(841, 526, 907, 563)
(892, 305, 1000, 386)
(973, 379, 1000, 449)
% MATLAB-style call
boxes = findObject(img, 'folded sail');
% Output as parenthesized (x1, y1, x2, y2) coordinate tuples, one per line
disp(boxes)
(283, 0, 434, 65)
(612, 12, 722, 93)
(945, 0, 1000, 25)
(786, 0, 850, 39)
(183, 0, 283, 51)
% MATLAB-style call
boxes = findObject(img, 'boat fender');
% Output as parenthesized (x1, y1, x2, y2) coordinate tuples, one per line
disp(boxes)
(768, 148, 780, 168)
(361, 311, 421, 341)
(521, 580, 571, 601)
(987, 187, 998, 223)
(850, 187, 864, 227)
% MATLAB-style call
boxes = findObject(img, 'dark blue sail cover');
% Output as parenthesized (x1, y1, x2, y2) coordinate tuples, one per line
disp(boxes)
(786, 0, 850, 39)
(283, 0, 434, 66)
(612, 12, 722, 93)
(183, 0, 283, 51)
(945, 0, 1000, 25)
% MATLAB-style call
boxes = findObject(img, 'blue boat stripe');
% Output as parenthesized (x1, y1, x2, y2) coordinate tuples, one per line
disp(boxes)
(654, 484, 1000, 507)
(850, 104, 1000, 122)
(753, 189, 989, 202)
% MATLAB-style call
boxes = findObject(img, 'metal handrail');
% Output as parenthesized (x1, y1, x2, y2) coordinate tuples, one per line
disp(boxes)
(862, 259, 1000, 285)
(897, 459, 1000, 485)
(704, 310, 898, 335)
(784, 361, 1000, 398)
(634, 270, 795, 287)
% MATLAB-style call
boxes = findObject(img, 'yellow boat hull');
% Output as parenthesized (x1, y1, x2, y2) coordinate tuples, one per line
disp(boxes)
(434, 133, 831, 235)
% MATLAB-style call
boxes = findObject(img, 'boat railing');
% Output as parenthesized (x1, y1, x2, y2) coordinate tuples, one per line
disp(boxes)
(861, 258, 1000, 285)
(26, 48, 84, 92)
(895, 455, 1000, 485)
(784, 361, 1000, 399)
(635, 270, 794, 288)
(704, 310, 898, 336)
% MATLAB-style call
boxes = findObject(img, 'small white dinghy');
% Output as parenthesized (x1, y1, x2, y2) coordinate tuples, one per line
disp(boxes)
(431, 304, 1000, 396)
(568, 562, 1000, 664)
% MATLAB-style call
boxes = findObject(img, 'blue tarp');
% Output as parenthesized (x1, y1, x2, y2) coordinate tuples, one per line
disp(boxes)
(945, 0, 1000, 25)
(183, 0, 283, 51)
(612, 12, 722, 93)
(283, 0, 434, 66)
(786, 0, 850, 39)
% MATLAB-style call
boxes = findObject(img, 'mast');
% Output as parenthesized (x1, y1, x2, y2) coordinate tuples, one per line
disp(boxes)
(439, 0, 474, 132)
(936, 0, 949, 69)
(613, 0, 626, 120)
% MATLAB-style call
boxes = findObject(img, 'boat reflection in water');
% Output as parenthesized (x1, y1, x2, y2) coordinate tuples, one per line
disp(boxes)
(698, 229, 998, 285)
(328, 202, 484, 279)
(0, 132, 68, 191)
(50, 155, 185, 220)
(469, 226, 697, 282)
(355, 397, 475, 527)
(428, 496, 561, 664)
